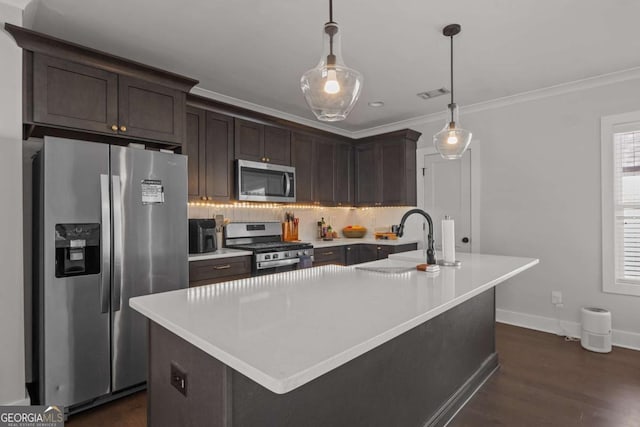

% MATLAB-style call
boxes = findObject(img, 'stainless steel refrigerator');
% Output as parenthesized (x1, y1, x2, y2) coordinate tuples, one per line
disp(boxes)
(32, 136, 187, 412)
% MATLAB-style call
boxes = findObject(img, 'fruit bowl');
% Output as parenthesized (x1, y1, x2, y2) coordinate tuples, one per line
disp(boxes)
(342, 226, 367, 238)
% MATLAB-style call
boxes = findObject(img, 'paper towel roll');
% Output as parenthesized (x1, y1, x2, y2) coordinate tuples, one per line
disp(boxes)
(441, 216, 456, 263)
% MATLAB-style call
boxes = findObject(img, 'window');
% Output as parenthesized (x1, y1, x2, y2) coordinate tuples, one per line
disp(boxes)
(602, 111, 640, 296)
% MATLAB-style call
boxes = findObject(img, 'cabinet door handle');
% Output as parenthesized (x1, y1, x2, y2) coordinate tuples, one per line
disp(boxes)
(346, 247, 351, 251)
(261, 157, 266, 162)
(111, 124, 118, 132)
(322, 251, 334, 256)
(120, 125, 127, 132)
(266, 157, 270, 162)
(213, 265, 231, 270)
(201, 196, 207, 201)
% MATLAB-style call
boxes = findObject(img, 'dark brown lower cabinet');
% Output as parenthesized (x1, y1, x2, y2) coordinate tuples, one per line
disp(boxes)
(314, 243, 418, 267)
(344, 245, 359, 265)
(189, 256, 251, 287)
(313, 247, 344, 266)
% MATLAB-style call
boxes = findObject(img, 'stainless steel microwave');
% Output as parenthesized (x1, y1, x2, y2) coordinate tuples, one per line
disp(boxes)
(236, 159, 296, 203)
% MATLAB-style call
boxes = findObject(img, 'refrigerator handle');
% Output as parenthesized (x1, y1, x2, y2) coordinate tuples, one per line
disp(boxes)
(112, 175, 123, 312)
(100, 174, 111, 314)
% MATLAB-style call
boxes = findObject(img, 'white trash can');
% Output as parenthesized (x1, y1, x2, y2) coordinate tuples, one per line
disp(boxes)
(580, 307, 612, 353)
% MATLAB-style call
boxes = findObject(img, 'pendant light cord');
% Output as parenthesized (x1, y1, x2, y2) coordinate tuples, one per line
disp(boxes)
(450, 34, 455, 124)
(327, 0, 335, 60)
(329, 0, 333, 23)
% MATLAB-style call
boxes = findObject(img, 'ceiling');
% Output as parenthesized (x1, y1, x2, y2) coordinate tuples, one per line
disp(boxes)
(22, 0, 640, 133)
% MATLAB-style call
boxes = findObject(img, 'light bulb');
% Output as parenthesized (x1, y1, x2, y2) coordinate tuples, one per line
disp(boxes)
(447, 133, 458, 145)
(324, 69, 340, 94)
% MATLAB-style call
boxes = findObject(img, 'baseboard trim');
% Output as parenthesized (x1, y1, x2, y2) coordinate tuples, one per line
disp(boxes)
(496, 309, 640, 351)
(423, 353, 499, 427)
(2, 396, 31, 406)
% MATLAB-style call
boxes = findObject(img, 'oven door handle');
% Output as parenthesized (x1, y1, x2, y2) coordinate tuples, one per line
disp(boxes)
(258, 258, 300, 269)
(284, 172, 291, 197)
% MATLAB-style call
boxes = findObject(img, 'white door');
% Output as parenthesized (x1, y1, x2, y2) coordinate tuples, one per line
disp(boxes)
(422, 151, 472, 253)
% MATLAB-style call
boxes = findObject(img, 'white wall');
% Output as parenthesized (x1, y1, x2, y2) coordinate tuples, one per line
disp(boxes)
(0, 2, 27, 405)
(412, 77, 640, 342)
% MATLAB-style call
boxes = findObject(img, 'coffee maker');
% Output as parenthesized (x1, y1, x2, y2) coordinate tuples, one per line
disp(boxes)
(188, 219, 216, 253)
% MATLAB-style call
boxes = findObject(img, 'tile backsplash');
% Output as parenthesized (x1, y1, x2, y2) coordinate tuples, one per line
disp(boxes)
(188, 205, 426, 247)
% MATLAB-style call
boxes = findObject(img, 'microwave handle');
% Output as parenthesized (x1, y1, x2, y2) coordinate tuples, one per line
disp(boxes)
(284, 172, 291, 197)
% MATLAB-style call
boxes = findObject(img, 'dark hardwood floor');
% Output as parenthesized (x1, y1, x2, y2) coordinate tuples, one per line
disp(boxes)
(66, 323, 640, 427)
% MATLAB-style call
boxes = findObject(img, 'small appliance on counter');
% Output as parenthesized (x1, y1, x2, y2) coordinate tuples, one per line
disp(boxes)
(189, 219, 217, 253)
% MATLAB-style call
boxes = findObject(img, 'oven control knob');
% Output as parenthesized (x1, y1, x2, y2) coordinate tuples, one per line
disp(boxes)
(296, 251, 302, 256)
(273, 254, 279, 259)
(265, 255, 271, 260)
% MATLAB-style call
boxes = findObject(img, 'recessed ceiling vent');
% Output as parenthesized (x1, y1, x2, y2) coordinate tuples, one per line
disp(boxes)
(417, 88, 450, 100)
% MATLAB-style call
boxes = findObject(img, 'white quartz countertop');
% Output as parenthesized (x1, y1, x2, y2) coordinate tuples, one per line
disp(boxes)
(130, 252, 538, 394)
(188, 248, 253, 261)
(312, 238, 419, 248)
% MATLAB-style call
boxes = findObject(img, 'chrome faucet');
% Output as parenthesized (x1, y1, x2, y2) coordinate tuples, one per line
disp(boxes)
(394, 208, 436, 265)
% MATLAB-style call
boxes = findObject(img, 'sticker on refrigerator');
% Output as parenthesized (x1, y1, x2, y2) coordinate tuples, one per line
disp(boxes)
(141, 179, 164, 204)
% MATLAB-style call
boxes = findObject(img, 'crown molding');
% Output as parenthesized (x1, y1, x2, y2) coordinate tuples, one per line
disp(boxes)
(193, 66, 640, 141)
(350, 66, 640, 139)
(0, 0, 30, 10)
(190, 86, 354, 138)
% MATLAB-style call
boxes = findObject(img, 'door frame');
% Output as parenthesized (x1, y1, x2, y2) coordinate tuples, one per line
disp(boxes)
(416, 139, 481, 252)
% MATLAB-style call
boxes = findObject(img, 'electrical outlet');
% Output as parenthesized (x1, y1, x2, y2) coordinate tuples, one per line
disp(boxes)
(551, 291, 562, 305)
(171, 362, 187, 397)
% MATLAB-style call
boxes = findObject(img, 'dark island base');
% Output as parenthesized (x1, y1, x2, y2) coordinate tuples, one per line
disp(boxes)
(148, 289, 497, 427)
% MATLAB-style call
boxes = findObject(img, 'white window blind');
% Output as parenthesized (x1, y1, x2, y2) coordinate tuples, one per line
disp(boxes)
(613, 129, 640, 285)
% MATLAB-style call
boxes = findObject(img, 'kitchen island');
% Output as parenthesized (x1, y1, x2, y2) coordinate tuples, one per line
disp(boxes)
(130, 252, 538, 427)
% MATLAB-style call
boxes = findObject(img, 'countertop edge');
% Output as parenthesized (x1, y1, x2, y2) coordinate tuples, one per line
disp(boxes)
(188, 249, 253, 261)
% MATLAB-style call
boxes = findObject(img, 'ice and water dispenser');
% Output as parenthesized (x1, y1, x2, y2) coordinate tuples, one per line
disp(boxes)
(54, 223, 100, 277)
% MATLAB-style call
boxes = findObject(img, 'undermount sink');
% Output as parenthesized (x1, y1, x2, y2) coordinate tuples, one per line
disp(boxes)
(355, 265, 415, 274)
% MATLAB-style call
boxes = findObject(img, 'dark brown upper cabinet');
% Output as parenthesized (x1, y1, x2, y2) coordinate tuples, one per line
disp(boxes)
(186, 106, 234, 202)
(292, 132, 352, 206)
(335, 143, 354, 206)
(313, 139, 336, 205)
(291, 132, 314, 203)
(30, 53, 185, 146)
(33, 54, 118, 133)
(354, 129, 420, 206)
(354, 143, 380, 206)
(234, 118, 291, 165)
(6, 23, 197, 149)
(117, 75, 185, 144)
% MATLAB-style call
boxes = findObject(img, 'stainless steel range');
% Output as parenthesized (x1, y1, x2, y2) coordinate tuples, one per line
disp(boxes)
(224, 222, 314, 275)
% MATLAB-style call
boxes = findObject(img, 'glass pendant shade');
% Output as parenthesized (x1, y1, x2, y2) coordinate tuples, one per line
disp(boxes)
(434, 24, 472, 160)
(433, 104, 472, 159)
(301, 22, 363, 122)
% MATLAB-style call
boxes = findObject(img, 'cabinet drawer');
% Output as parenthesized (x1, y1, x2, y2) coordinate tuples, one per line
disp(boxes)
(313, 246, 344, 266)
(189, 256, 251, 286)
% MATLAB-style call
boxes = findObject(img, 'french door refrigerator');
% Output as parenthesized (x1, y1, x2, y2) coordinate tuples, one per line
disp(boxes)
(33, 136, 187, 412)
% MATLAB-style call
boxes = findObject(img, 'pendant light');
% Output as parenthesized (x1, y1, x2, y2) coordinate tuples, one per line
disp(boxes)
(433, 24, 472, 159)
(300, 0, 363, 122)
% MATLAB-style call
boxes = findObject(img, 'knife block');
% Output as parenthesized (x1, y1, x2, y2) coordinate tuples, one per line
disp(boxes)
(282, 222, 299, 241)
